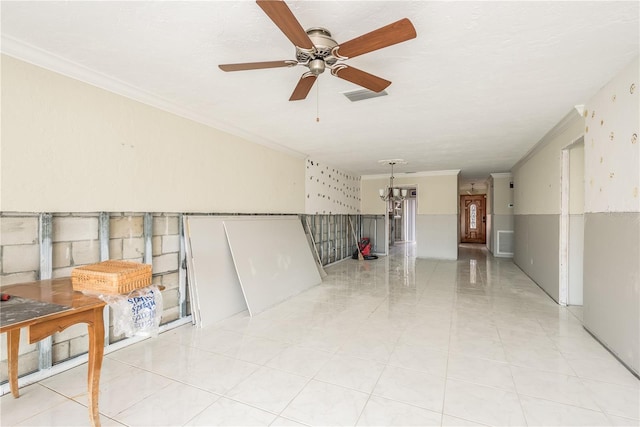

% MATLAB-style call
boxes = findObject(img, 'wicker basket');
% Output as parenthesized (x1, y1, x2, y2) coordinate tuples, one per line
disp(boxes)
(71, 260, 152, 294)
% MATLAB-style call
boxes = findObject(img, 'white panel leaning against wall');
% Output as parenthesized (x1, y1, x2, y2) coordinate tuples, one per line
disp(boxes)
(305, 158, 361, 214)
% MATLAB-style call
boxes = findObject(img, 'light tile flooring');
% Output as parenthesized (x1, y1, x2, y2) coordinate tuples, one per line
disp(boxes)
(2, 243, 639, 426)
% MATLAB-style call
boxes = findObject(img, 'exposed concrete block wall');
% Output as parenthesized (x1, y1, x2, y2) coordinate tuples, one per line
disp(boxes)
(0, 215, 40, 285)
(152, 214, 181, 324)
(0, 212, 187, 380)
(0, 214, 40, 381)
(110, 214, 145, 263)
(52, 214, 100, 278)
(51, 214, 104, 362)
(107, 213, 146, 344)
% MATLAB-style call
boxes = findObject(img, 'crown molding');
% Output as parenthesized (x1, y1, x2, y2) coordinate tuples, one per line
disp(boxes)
(361, 169, 460, 180)
(1, 35, 307, 159)
(511, 108, 583, 172)
(490, 172, 512, 178)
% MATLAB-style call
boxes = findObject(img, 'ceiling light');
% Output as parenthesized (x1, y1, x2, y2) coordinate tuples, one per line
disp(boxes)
(378, 160, 408, 208)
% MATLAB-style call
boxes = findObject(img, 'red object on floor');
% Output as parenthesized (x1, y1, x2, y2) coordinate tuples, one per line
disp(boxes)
(358, 238, 371, 256)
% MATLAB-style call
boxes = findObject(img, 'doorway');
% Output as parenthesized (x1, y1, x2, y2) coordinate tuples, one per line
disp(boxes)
(387, 187, 416, 248)
(560, 137, 585, 306)
(403, 198, 416, 242)
(460, 195, 486, 244)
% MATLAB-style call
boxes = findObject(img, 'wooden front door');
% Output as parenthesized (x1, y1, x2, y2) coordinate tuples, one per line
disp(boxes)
(461, 195, 486, 243)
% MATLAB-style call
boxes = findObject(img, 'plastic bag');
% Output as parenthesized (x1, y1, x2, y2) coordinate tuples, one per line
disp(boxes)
(100, 285, 163, 338)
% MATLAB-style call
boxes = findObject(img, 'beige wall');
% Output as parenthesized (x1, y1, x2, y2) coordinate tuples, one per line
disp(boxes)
(0, 56, 305, 213)
(511, 109, 583, 301)
(362, 171, 459, 260)
(512, 113, 584, 215)
(361, 172, 459, 215)
(492, 174, 514, 215)
(360, 177, 388, 215)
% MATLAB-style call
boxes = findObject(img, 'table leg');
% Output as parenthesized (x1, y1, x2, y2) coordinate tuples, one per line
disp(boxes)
(86, 307, 105, 427)
(7, 328, 20, 398)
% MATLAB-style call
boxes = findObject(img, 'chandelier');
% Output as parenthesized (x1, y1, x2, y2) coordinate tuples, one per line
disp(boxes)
(378, 160, 408, 203)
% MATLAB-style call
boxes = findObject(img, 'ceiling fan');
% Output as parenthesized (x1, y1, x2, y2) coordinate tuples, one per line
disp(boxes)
(218, 0, 417, 101)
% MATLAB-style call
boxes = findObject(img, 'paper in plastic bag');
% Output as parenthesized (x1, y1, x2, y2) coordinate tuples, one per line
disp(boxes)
(100, 286, 163, 338)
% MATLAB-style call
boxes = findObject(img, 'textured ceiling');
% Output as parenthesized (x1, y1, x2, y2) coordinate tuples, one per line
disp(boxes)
(1, 1, 638, 180)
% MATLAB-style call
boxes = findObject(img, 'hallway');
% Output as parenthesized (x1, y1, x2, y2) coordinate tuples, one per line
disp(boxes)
(2, 245, 639, 426)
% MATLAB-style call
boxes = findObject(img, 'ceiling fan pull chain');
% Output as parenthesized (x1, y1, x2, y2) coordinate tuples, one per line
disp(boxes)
(316, 79, 320, 122)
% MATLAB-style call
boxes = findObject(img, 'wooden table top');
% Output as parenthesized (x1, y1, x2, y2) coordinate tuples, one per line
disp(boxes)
(0, 277, 105, 332)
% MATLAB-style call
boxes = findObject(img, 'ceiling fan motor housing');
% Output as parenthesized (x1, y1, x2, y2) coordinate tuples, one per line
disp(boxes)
(297, 27, 339, 70)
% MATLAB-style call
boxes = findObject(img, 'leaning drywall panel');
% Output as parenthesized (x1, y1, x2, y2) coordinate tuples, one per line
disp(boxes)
(223, 217, 322, 316)
(183, 216, 201, 326)
(184, 216, 247, 327)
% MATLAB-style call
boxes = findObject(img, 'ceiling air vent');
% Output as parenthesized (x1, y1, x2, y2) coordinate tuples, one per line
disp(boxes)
(342, 88, 388, 102)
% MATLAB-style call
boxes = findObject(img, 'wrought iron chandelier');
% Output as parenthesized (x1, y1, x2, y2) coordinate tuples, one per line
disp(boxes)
(378, 160, 408, 203)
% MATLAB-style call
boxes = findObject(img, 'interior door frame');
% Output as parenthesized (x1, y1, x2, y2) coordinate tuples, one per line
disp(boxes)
(560, 135, 585, 306)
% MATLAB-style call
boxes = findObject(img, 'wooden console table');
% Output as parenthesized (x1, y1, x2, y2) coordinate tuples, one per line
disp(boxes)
(1, 277, 106, 427)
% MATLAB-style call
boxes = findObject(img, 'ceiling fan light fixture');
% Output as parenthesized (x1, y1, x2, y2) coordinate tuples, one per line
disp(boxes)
(308, 58, 326, 75)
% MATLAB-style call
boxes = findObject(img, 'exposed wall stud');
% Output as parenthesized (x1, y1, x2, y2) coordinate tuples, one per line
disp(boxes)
(178, 213, 187, 318)
(338, 215, 342, 260)
(374, 217, 378, 253)
(38, 214, 53, 280)
(38, 213, 53, 371)
(327, 215, 336, 262)
(98, 212, 109, 262)
(143, 213, 153, 265)
(98, 212, 111, 346)
(319, 215, 324, 264)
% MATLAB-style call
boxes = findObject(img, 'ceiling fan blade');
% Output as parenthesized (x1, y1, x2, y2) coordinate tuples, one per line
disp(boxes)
(289, 73, 317, 101)
(335, 18, 416, 59)
(256, 0, 314, 50)
(219, 60, 296, 72)
(332, 65, 391, 93)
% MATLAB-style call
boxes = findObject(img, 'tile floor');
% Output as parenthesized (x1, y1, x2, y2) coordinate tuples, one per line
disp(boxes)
(2, 243, 639, 426)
